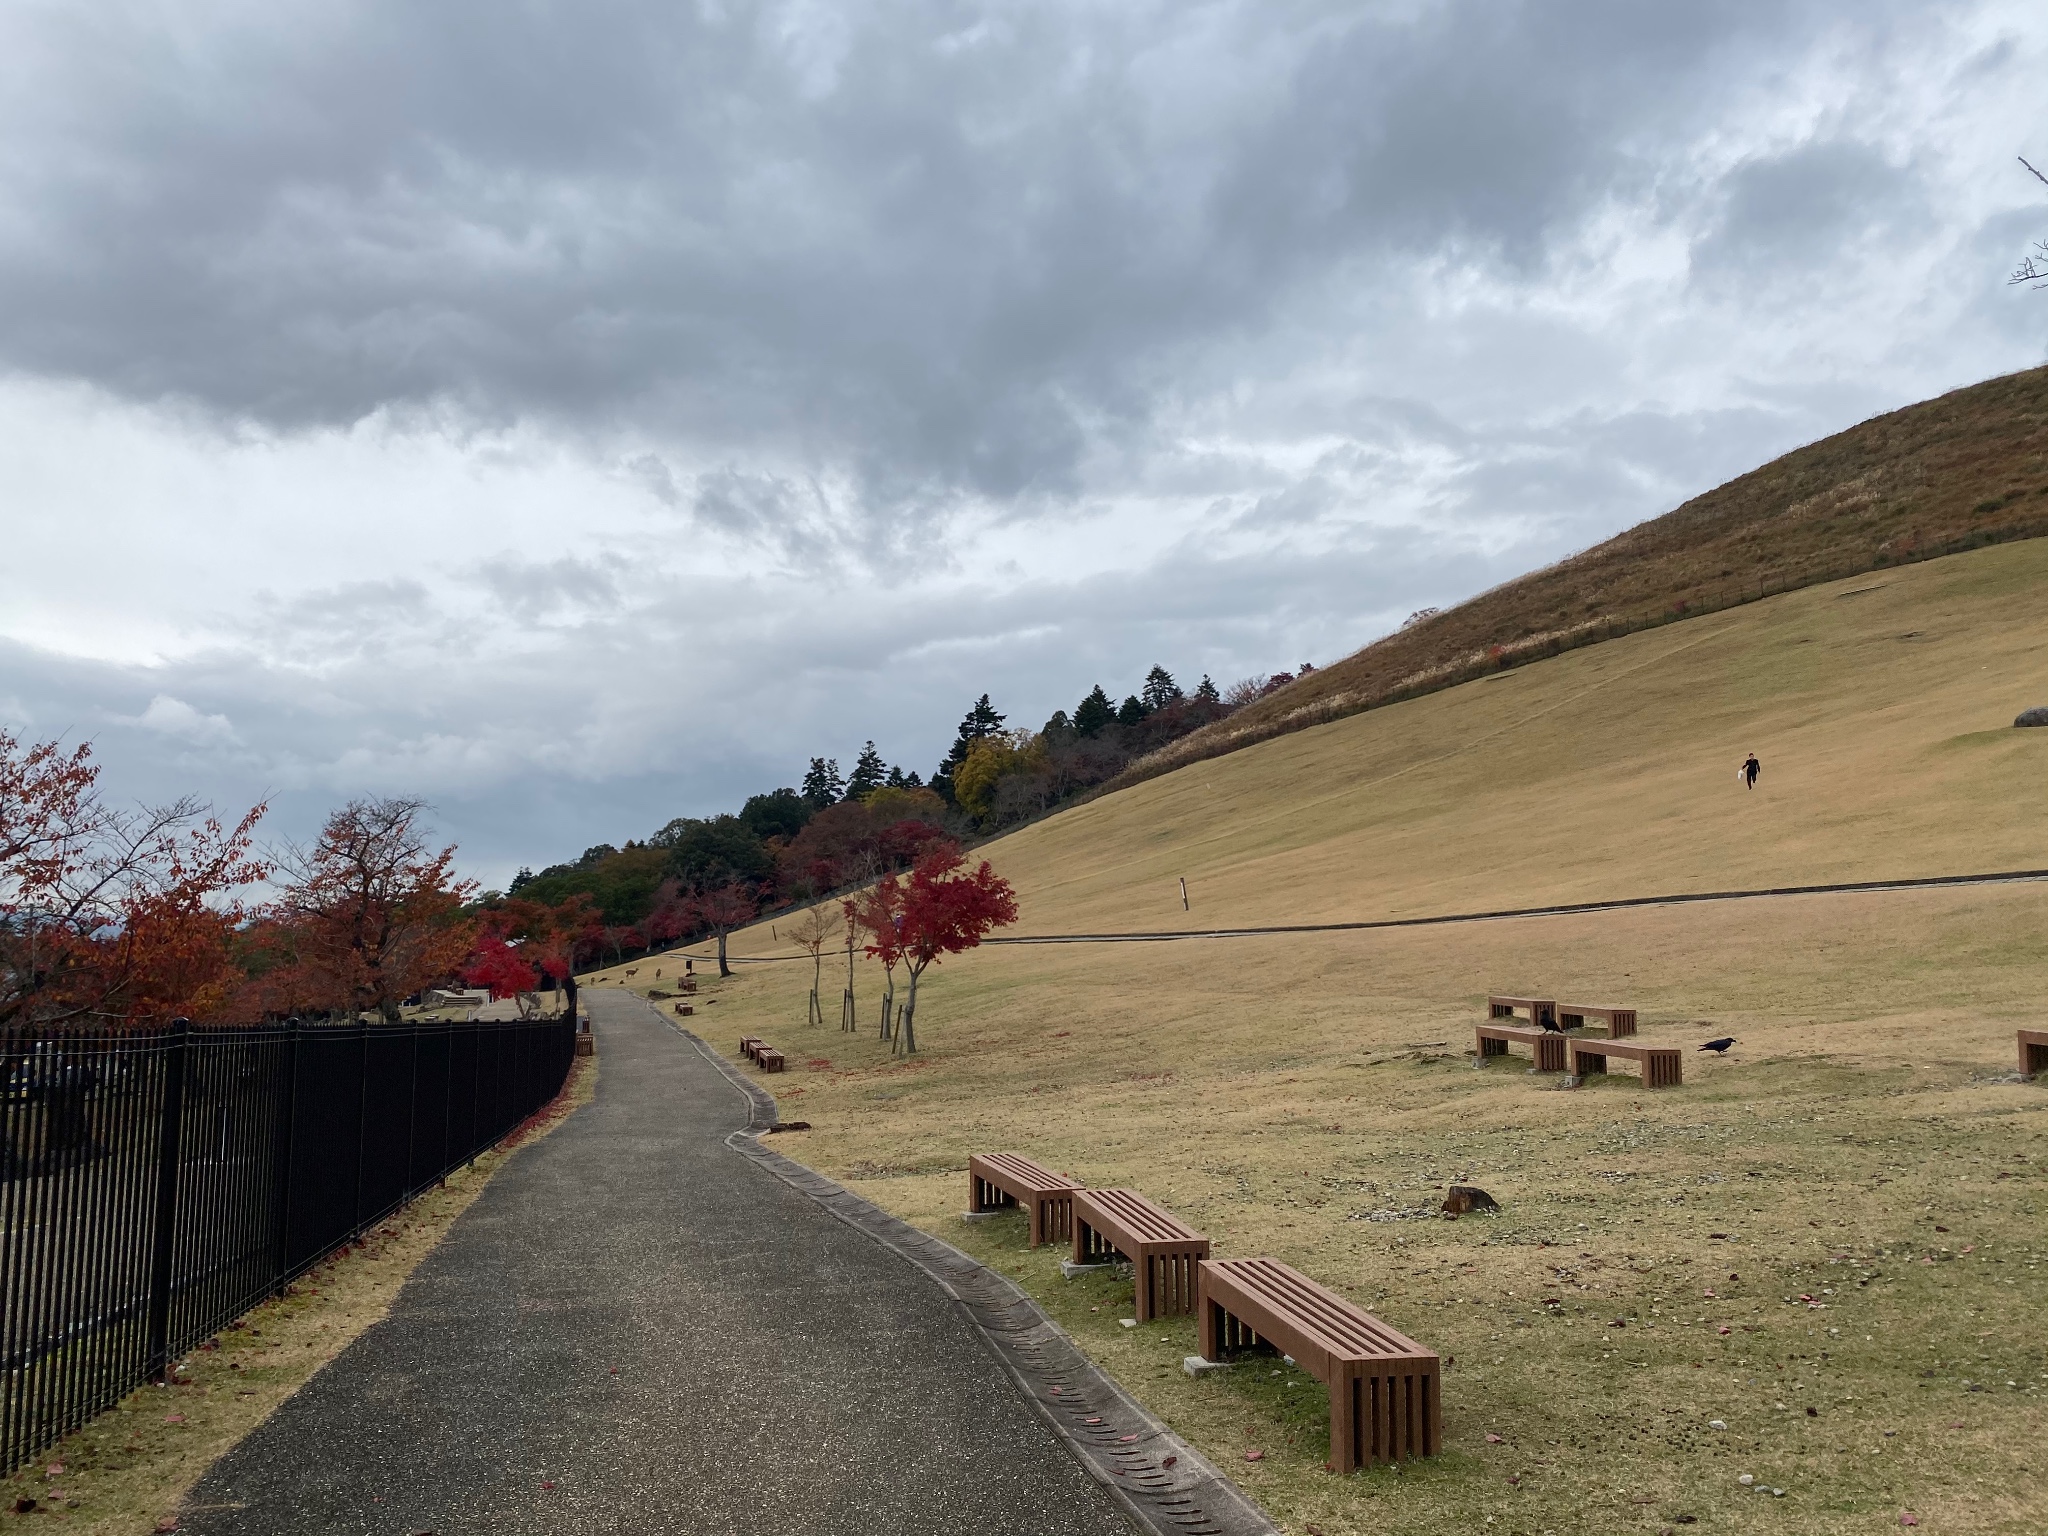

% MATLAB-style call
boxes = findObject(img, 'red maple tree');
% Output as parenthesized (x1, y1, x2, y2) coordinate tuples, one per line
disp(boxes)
(882, 843, 1017, 1055)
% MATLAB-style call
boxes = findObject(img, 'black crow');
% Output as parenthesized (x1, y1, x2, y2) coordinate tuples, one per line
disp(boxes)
(1539, 1009, 1565, 1034)
(1699, 1037, 1736, 1054)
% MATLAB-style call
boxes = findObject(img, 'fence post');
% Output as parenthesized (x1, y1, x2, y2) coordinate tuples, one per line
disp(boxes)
(145, 1018, 191, 1383)
(272, 1018, 301, 1290)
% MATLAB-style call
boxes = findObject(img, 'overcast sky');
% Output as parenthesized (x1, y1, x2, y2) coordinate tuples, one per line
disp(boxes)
(3, 1, 2046, 884)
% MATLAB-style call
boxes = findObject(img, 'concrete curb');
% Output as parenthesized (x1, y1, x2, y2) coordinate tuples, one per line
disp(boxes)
(659, 1010, 1278, 1536)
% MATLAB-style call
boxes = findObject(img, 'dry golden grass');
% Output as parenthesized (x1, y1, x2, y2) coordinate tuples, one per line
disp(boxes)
(0, 1055, 595, 1534)
(587, 540, 2048, 1535)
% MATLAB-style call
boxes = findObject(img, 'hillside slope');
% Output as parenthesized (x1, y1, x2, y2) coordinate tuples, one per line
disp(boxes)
(981, 537, 2048, 936)
(1121, 363, 2048, 789)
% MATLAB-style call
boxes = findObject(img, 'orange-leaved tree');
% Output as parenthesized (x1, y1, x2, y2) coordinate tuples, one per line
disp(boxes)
(272, 797, 477, 1022)
(1, 728, 267, 1029)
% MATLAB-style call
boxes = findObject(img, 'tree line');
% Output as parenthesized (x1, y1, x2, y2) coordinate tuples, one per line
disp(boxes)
(1, 729, 583, 1030)
(502, 660, 1308, 968)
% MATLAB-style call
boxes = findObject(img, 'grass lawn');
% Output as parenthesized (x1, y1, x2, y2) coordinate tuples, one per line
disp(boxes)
(585, 541, 2048, 1535)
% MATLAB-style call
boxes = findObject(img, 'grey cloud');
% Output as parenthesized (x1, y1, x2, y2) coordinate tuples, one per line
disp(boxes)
(0, 0, 1948, 526)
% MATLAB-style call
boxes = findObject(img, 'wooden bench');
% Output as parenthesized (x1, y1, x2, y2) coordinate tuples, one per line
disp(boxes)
(1071, 1189, 1209, 1322)
(967, 1152, 1082, 1247)
(2021, 1029, 2048, 1077)
(673, 1003, 694, 1016)
(1488, 994, 1559, 1029)
(1475, 1022, 1567, 1072)
(755, 1046, 785, 1073)
(739, 1036, 764, 1062)
(1197, 1257, 1439, 1472)
(1559, 1002, 1636, 1037)
(1569, 1038, 1681, 1088)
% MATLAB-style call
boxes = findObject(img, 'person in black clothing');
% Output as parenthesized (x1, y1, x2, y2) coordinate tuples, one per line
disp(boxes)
(1741, 753, 1760, 790)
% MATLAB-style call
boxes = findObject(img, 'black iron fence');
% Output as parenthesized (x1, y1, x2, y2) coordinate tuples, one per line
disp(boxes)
(0, 1013, 577, 1476)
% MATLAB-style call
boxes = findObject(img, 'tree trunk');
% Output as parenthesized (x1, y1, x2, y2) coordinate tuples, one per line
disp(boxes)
(897, 964, 922, 1055)
(878, 968, 895, 1040)
(841, 937, 857, 1031)
(716, 928, 731, 978)
(563, 974, 580, 1027)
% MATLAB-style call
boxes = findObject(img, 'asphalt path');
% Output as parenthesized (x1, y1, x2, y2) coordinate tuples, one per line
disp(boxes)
(178, 991, 1134, 1536)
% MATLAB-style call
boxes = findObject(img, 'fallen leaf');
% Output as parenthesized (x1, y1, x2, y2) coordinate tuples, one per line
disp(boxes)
(1485, 1433, 1505, 1444)
(163, 1413, 186, 1425)
(45, 1463, 64, 1478)
(1900, 1515, 1919, 1528)
(540, 1480, 556, 1491)
(1161, 1455, 1177, 1469)
(154, 1520, 178, 1534)
(1243, 1450, 1264, 1462)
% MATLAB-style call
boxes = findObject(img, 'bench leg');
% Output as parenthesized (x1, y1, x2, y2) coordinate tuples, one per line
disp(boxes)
(2026, 1042, 2048, 1077)
(1478, 1034, 1507, 1058)
(1578, 1052, 1606, 1075)
(1200, 1296, 1224, 1361)
(1610, 1013, 1636, 1038)
(1330, 1375, 1359, 1474)
(1535, 1036, 1565, 1073)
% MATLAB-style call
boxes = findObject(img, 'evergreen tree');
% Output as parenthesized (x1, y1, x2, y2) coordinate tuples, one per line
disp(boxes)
(738, 787, 810, 840)
(1073, 684, 1115, 737)
(900, 769, 924, 788)
(508, 866, 534, 893)
(801, 756, 845, 808)
(1117, 694, 1148, 727)
(885, 764, 909, 789)
(845, 740, 887, 801)
(932, 694, 1006, 802)
(1194, 674, 1220, 703)
(1140, 665, 1183, 711)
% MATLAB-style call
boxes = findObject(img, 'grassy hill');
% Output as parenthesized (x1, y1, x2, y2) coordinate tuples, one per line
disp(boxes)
(1119, 363, 2048, 792)
(597, 539, 2048, 1535)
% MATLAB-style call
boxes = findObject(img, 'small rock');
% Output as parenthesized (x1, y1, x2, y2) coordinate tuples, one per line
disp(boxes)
(1708, 1419, 1727, 1430)
(1120, 1318, 1137, 1329)
(2015, 706, 2048, 728)
(1738, 1473, 1755, 1486)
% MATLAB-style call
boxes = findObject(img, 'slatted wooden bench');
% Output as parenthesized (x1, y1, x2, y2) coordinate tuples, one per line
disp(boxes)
(739, 1036, 764, 1062)
(1569, 1038, 1681, 1088)
(2021, 1029, 2048, 1077)
(1071, 1189, 1209, 1322)
(1559, 1002, 1636, 1037)
(1475, 1022, 1567, 1072)
(1488, 994, 1559, 1028)
(967, 1152, 1082, 1247)
(1197, 1257, 1439, 1472)
(755, 1046, 785, 1073)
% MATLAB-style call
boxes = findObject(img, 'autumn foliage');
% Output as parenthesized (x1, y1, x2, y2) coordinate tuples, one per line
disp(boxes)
(856, 842, 1017, 1054)
(1, 729, 267, 1029)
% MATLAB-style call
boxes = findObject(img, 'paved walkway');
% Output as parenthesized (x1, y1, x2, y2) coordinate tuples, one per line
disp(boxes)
(180, 992, 1133, 1536)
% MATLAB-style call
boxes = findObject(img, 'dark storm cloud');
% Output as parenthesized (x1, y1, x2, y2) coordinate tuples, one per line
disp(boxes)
(0, 0, 1919, 518)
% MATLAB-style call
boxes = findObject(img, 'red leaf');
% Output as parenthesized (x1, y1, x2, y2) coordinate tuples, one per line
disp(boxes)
(1244, 1450, 1264, 1462)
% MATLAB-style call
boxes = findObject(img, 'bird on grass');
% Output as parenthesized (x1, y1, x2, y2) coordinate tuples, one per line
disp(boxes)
(1698, 1037, 1736, 1054)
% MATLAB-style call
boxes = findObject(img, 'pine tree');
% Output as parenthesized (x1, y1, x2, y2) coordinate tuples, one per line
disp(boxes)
(1194, 674, 1220, 703)
(1117, 694, 1147, 727)
(1073, 685, 1115, 737)
(801, 756, 845, 808)
(845, 740, 887, 801)
(885, 764, 909, 789)
(1140, 665, 1183, 711)
(932, 694, 1006, 802)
